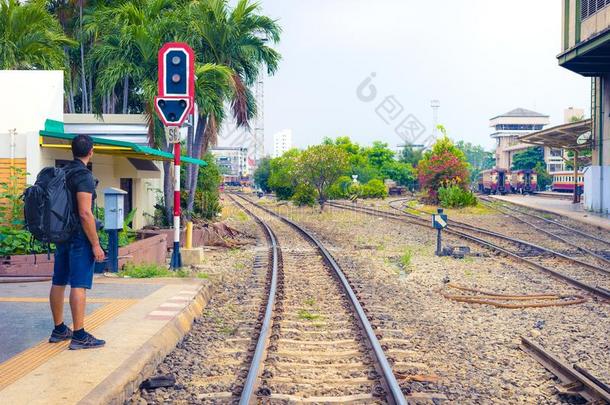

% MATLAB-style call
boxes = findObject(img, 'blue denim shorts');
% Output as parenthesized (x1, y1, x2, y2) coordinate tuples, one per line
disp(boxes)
(52, 229, 95, 289)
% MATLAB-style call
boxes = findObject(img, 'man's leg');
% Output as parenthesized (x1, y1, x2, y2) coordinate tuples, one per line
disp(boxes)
(49, 241, 73, 343)
(68, 230, 104, 349)
(69, 287, 86, 331)
(49, 284, 66, 326)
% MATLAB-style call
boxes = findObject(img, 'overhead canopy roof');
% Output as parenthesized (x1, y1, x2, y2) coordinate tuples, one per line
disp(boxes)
(39, 119, 206, 166)
(519, 119, 592, 150)
(558, 29, 610, 76)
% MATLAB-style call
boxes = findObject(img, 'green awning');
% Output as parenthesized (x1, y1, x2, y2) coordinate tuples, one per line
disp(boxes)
(39, 119, 206, 166)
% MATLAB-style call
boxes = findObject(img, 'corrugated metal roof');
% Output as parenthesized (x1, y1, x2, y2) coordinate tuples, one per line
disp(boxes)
(40, 119, 206, 166)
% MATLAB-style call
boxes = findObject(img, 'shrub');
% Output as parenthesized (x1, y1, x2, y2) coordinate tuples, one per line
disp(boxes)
(438, 185, 477, 208)
(119, 263, 193, 278)
(417, 135, 470, 203)
(347, 182, 362, 198)
(292, 184, 316, 207)
(361, 179, 388, 198)
(194, 190, 221, 220)
(328, 175, 352, 199)
(0, 228, 47, 256)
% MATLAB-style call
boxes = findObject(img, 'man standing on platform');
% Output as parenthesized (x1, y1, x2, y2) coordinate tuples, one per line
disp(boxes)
(48, 135, 106, 349)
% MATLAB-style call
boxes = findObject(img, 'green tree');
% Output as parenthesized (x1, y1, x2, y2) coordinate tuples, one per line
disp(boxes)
(297, 144, 349, 210)
(268, 149, 300, 200)
(400, 146, 423, 167)
(292, 183, 316, 207)
(195, 151, 222, 219)
(363, 141, 395, 169)
(534, 162, 552, 191)
(182, 0, 281, 212)
(380, 160, 415, 186)
(0, 0, 74, 69)
(253, 157, 272, 192)
(455, 140, 494, 182)
(511, 147, 544, 170)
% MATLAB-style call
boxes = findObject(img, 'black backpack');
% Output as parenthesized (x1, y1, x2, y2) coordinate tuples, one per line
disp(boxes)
(23, 167, 83, 244)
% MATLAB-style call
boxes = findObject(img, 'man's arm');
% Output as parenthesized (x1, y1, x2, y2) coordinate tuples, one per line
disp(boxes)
(76, 191, 105, 262)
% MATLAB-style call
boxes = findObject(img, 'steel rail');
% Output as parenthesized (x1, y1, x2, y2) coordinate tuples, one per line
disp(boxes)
(327, 201, 610, 301)
(384, 200, 610, 275)
(480, 196, 610, 247)
(233, 193, 408, 405)
(228, 195, 279, 405)
(520, 337, 610, 403)
(477, 199, 610, 266)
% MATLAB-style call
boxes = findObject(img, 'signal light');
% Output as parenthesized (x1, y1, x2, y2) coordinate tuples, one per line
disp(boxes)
(156, 43, 195, 124)
(154, 96, 191, 127)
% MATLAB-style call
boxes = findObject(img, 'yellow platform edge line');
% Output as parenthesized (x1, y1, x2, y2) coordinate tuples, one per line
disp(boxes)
(0, 300, 136, 376)
(0, 300, 137, 390)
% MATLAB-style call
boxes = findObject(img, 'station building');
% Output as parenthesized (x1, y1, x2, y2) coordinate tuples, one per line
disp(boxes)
(490, 108, 567, 173)
(519, 1, 610, 213)
(209, 146, 249, 184)
(0, 70, 204, 229)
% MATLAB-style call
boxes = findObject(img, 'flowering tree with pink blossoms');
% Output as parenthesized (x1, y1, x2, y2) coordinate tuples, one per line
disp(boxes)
(417, 129, 471, 204)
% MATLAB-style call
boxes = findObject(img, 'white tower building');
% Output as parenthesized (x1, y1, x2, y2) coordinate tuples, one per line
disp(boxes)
(273, 129, 293, 158)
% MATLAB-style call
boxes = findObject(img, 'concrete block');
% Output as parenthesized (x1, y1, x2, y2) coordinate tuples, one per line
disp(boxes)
(181, 247, 205, 265)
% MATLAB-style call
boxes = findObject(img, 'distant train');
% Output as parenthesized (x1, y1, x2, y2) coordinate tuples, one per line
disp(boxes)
(551, 171, 583, 193)
(477, 169, 511, 195)
(510, 169, 537, 194)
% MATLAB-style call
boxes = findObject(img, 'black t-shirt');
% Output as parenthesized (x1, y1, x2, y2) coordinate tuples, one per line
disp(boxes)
(64, 159, 97, 215)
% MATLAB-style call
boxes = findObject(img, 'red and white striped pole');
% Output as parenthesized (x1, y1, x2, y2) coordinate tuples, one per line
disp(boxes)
(170, 127, 182, 268)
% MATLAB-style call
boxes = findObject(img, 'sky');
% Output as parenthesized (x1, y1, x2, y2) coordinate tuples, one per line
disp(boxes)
(236, 0, 590, 153)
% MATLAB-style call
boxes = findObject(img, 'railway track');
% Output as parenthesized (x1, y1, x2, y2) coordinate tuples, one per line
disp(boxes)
(520, 337, 610, 403)
(480, 196, 610, 252)
(228, 193, 408, 404)
(390, 199, 610, 274)
(327, 200, 610, 301)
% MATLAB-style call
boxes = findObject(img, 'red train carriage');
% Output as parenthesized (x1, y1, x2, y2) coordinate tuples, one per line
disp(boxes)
(477, 169, 510, 195)
(551, 171, 583, 193)
(510, 169, 537, 194)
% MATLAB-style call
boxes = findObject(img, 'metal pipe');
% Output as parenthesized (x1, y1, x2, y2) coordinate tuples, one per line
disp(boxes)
(170, 138, 182, 268)
(185, 221, 193, 249)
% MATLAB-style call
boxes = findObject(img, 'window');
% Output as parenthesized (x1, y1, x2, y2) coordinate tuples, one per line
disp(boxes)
(495, 124, 544, 131)
(582, 0, 610, 19)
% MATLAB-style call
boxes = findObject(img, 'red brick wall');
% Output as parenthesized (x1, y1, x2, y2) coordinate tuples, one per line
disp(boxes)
(0, 232, 168, 277)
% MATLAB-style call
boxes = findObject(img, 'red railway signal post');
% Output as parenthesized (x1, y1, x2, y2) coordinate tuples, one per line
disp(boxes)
(154, 42, 195, 269)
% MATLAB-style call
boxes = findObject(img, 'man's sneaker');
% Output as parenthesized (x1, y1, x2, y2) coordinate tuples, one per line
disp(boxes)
(69, 332, 105, 350)
(49, 326, 73, 343)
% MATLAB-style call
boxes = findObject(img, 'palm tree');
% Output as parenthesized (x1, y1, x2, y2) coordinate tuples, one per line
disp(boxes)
(87, 0, 234, 222)
(182, 0, 282, 211)
(0, 0, 74, 70)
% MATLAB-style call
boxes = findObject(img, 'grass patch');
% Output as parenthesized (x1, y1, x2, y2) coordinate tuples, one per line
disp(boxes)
(298, 309, 322, 321)
(304, 298, 316, 307)
(399, 248, 413, 268)
(119, 263, 209, 279)
(119, 263, 176, 278)
(233, 211, 249, 222)
(219, 325, 237, 335)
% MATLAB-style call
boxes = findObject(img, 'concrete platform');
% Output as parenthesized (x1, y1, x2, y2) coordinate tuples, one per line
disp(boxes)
(491, 194, 610, 231)
(0, 275, 212, 405)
